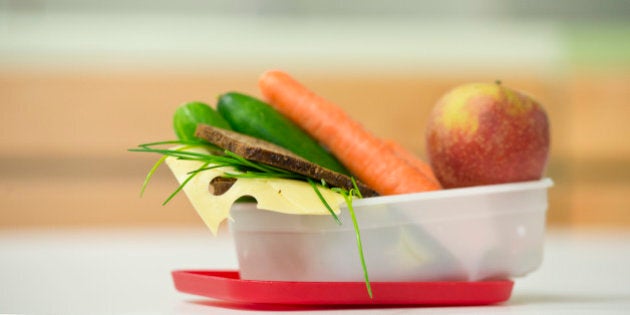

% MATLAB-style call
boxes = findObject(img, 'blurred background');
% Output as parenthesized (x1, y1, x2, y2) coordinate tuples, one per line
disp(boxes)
(1, 0, 629, 230)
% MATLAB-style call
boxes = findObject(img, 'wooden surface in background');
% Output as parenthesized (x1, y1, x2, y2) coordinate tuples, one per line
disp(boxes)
(0, 69, 628, 228)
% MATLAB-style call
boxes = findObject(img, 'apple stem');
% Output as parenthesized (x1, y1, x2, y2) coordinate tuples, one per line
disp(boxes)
(495, 80, 502, 85)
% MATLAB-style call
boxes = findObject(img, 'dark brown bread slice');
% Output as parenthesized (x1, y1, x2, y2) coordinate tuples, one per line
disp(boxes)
(195, 124, 378, 197)
(209, 177, 237, 196)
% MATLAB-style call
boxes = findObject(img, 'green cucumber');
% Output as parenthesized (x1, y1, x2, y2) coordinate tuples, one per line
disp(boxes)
(173, 101, 231, 142)
(217, 92, 350, 175)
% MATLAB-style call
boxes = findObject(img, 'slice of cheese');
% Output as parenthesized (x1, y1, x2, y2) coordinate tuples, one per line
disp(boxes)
(165, 147, 345, 235)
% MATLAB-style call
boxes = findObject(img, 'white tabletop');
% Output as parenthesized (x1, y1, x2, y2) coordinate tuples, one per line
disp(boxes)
(1, 227, 629, 315)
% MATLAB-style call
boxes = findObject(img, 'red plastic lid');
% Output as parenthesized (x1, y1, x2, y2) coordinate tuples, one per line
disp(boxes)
(172, 270, 513, 306)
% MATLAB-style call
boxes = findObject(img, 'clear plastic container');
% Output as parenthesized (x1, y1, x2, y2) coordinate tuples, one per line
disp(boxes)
(229, 178, 553, 282)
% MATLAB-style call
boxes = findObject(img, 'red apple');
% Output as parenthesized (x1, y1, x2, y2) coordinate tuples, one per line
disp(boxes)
(426, 82, 550, 188)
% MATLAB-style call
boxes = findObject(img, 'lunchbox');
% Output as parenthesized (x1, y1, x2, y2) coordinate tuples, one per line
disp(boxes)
(229, 178, 553, 283)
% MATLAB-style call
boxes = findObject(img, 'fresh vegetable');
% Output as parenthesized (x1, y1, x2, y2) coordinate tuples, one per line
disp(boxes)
(217, 92, 350, 175)
(173, 102, 231, 142)
(382, 139, 440, 187)
(258, 70, 441, 195)
(335, 181, 372, 298)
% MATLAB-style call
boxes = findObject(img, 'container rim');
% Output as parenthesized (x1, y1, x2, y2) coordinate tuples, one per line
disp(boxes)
(347, 178, 554, 208)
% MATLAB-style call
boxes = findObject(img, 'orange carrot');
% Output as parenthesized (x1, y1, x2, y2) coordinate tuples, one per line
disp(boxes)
(258, 70, 441, 195)
(382, 139, 440, 187)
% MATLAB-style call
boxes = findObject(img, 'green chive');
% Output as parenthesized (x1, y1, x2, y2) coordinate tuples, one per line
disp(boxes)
(308, 179, 342, 225)
(140, 155, 167, 197)
(343, 192, 372, 298)
(163, 162, 210, 205)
